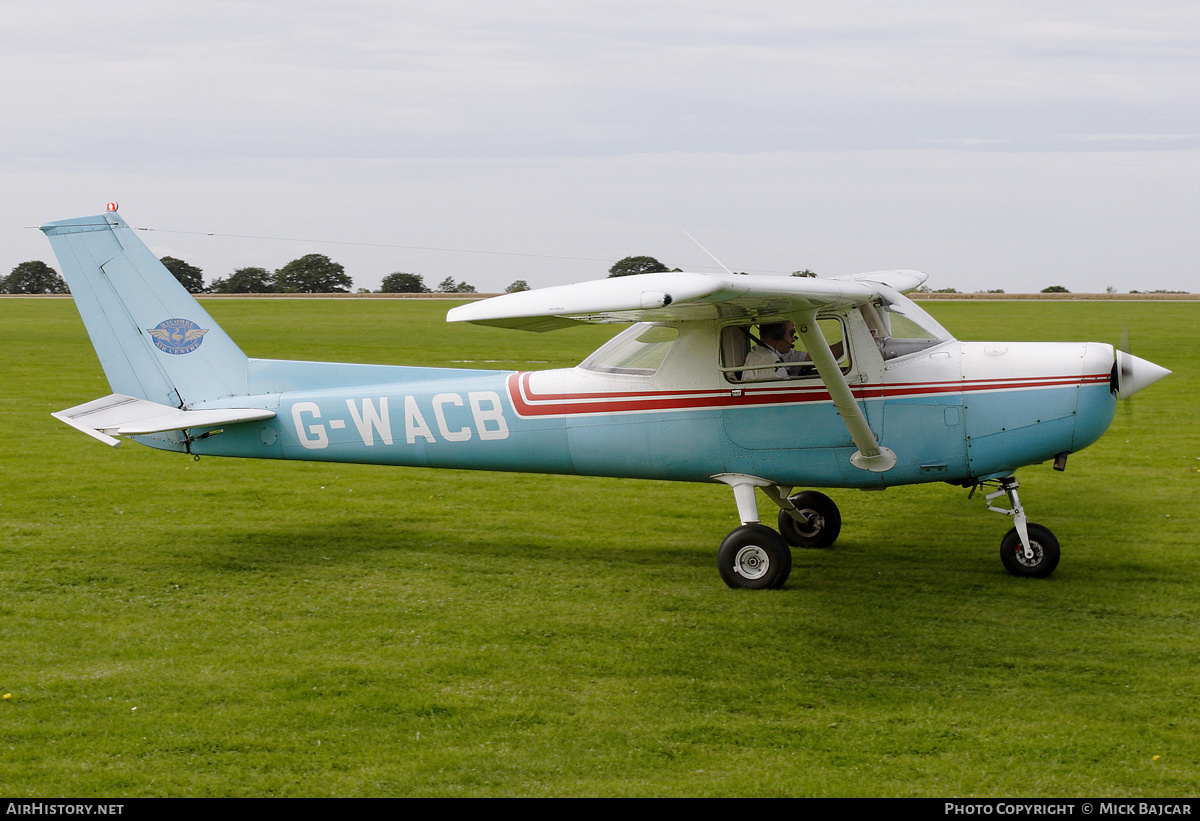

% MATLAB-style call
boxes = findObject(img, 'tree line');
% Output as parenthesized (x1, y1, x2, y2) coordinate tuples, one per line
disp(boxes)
(0, 256, 530, 295)
(4, 255, 1186, 295)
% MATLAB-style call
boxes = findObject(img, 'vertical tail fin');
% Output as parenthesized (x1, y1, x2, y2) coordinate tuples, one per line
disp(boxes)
(41, 212, 248, 406)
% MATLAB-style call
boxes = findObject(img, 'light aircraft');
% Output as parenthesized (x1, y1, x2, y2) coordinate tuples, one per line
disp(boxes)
(42, 208, 1170, 589)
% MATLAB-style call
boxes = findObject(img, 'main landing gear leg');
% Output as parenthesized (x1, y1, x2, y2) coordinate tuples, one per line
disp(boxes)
(711, 475, 843, 590)
(711, 474, 792, 589)
(971, 476, 1060, 578)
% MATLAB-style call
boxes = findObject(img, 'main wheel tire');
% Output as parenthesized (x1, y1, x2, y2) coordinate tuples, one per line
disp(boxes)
(1000, 523, 1060, 578)
(778, 491, 842, 548)
(718, 525, 792, 590)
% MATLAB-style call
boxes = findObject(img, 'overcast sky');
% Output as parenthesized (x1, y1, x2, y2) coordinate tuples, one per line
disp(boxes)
(4, 1, 1198, 293)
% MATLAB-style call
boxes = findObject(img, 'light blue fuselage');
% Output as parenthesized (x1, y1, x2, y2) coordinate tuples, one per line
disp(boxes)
(172, 349, 1117, 489)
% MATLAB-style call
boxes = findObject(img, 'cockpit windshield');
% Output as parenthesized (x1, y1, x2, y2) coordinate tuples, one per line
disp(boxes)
(861, 286, 953, 360)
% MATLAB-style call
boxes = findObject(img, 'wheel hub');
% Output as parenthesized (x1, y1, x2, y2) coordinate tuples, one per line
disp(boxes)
(797, 509, 823, 537)
(1013, 541, 1044, 567)
(733, 545, 770, 580)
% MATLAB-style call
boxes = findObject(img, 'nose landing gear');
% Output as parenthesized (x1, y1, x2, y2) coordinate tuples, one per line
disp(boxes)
(972, 476, 1060, 578)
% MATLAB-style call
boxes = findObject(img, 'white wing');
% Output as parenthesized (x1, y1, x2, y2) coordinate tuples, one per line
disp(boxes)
(447, 270, 926, 331)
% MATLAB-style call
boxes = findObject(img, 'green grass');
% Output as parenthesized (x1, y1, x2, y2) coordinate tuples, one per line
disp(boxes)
(0, 297, 1197, 796)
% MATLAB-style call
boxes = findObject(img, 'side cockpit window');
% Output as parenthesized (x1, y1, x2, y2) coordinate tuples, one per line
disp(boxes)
(719, 317, 848, 383)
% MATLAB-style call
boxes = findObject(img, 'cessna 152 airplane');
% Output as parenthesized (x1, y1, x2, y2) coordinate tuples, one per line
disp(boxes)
(42, 208, 1170, 589)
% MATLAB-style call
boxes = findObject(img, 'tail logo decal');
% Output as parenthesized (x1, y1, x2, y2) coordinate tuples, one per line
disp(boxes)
(147, 319, 209, 355)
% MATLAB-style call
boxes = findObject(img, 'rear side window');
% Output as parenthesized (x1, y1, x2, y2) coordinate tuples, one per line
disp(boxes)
(580, 323, 679, 375)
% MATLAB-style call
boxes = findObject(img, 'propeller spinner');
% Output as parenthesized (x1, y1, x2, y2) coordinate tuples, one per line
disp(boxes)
(1113, 349, 1171, 397)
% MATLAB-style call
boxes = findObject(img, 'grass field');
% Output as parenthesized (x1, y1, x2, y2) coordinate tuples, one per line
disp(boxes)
(1, 297, 1197, 797)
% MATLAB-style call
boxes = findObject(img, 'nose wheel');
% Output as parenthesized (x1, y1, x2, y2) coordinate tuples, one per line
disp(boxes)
(972, 476, 1061, 578)
(1000, 523, 1060, 578)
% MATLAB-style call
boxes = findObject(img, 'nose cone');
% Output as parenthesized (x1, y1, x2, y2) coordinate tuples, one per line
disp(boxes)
(1115, 351, 1171, 398)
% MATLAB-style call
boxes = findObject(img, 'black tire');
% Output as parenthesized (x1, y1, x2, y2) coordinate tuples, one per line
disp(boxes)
(718, 525, 792, 590)
(778, 491, 842, 548)
(1000, 523, 1060, 578)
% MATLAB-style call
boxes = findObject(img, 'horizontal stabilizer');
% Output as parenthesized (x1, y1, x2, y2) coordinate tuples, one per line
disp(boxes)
(53, 394, 275, 447)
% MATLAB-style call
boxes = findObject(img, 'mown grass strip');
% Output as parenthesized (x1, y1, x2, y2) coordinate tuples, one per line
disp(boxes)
(0, 299, 1196, 796)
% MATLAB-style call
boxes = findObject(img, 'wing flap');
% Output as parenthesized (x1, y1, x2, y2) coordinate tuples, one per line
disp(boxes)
(53, 394, 276, 446)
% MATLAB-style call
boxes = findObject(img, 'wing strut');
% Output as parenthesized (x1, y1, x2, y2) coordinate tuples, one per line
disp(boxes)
(794, 310, 896, 473)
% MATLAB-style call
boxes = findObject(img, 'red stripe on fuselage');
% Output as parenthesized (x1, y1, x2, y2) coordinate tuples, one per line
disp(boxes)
(504, 371, 1111, 418)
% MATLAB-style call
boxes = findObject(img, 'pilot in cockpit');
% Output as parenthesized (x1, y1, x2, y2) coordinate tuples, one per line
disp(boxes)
(742, 320, 845, 381)
(742, 321, 804, 380)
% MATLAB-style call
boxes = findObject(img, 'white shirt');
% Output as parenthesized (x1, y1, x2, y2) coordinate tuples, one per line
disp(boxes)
(742, 345, 812, 381)
(742, 344, 788, 380)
